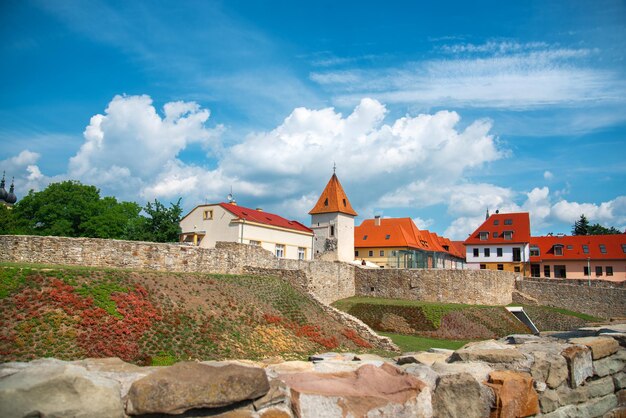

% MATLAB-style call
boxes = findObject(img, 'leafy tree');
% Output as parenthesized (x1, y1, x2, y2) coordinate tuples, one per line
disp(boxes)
(82, 198, 142, 239)
(572, 214, 622, 235)
(136, 198, 183, 243)
(0, 205, 17, 234)
(572, 214, 589, 236)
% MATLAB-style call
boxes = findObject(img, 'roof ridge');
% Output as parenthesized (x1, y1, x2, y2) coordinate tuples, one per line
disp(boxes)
(309, 174, 357, 216)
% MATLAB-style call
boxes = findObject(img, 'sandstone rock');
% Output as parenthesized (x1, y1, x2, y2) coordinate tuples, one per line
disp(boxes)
(396, 351, 450, 366)
(312, 360, 384, 373)
(526, 349, 569, 389)
(503, 334, 546, 345)
(431, 361, 494, 383)
(540, 404, 579, 418)
(428, 348, 455, 355)
(570, 337, 620, 360)
(485, 370, 539, 418)
(555, 375, 614, 406)
(614, 372, 626, 390)
(561, 345, 593, 388)
(308, 352, 356, 362)
(432, 372, 491, 418)
(401, 363, 440, 391)
(598, 332, 626, 348)
(266, 361, 314, 376)
(577, 393, 618, 417)
(353, 353, 390, 362)
(594, 350, 626, 377)
(253, 379, 290, 411)
(449, 340, 528, 366)
(539, 389, 560, 414)
(279, 363, 432, 418)
(0, 362, 124, 418)
(603, 406, 626, 418)
(618, 388, 626, 406)
(126, 362, 270, 415)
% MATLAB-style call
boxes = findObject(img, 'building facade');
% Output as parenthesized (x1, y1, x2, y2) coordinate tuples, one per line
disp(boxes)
(529, 234, 626, 282)
(464, 212, 531, 274)
(179, 202, 313, 260)
(309, 173, 357, 262)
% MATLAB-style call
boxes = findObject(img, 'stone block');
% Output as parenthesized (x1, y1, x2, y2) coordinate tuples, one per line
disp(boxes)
(561, 345, 593, 388)
(528, 349, 569, 389)
(570, 337, 620, 360)
(576, 393, 617, 417)
(615, 372, 626, 390)
(539, 389, 560, 414)
(431, 361, 494, 383)
(432, 372, 491, 418)
(401, 363, 440, 391)
(540, 404, 579, 418)
(485, 370, 539, 418)
(594, 351, 626, 377)
(396, 351, 450, 366)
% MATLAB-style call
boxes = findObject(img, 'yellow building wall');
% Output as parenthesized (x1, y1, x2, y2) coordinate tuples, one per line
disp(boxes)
(479, 262, 529, 274)
(354, 247, 408, 267)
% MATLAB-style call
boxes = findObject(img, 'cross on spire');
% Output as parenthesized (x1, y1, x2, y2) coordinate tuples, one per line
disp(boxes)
(333, 162, 336, 174)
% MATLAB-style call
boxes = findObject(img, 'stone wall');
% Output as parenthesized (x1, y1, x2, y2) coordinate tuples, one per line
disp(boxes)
(515, 278, 626, 318)
(355, 268, 518, 305)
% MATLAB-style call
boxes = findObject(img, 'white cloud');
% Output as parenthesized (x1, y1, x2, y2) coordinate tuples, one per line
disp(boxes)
(413, 217, 433, 230)
(543, 170, 554, 180)
(0, 150, 51, 195)
(551, 197, 626, 226)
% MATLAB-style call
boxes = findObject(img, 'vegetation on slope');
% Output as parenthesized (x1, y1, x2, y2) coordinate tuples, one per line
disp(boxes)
(333, 296, 532, 340)
(0, 264, 375, 365)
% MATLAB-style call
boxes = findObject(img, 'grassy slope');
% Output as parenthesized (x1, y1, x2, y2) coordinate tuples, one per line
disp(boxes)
(0, 264, 380, 365)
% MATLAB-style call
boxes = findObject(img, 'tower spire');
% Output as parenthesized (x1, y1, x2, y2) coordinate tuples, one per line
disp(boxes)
(486, 207, 490, 220)
(333, 162, 336, 174)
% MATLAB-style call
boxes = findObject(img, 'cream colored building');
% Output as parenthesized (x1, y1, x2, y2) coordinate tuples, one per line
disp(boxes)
(179, 202, 314, 260)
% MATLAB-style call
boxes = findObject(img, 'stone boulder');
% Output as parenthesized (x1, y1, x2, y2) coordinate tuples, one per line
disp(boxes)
(125, 362, 270, 415)
(449, 340, 529, 367)
(0, 361, 124, 418)
(396, 351, 450, 366)
(278, 363, 432, 418)
(485, 370, 539, 418)
(569, 336, 620, 360)
(432, 372, 492, 418)
(561, 345, 593, 388)
(517, 343, 569, 389)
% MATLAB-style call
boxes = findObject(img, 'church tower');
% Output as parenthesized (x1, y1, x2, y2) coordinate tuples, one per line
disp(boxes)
(309, 170, 357, 262)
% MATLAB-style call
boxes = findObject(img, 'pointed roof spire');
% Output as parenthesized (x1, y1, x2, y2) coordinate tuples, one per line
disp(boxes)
(6, 177, 16, 204)
(486, 207, 490, 220)
(309, 171, 357, 216)
(0, 171, 7, 201)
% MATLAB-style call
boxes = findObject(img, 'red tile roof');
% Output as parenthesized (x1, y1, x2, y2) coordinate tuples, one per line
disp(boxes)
(464, 212, 531, 245)
(219, 203, 313, 234)
(309, 174, 357, 216)
(530, 234, 626, 262)
(450, 241, 467, 259)
(354, 217, 462, 258)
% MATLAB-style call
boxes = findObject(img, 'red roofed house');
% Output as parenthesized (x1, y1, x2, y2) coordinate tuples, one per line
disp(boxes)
(354, 217, 465, 268)
(464, 212, 531, 274)
(529, 234, 626, 281)
(309, 172, 357, 262)
(179, 202, 313, 260)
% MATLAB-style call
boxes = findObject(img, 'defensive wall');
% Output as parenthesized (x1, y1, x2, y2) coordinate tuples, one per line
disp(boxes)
(515, 278, 626, 319)
(1, 235, 625, 317)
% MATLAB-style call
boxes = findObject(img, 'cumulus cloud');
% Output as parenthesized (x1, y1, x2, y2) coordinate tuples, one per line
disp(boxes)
(0, 150, 51, 194)
(543, 170, 554, 180)
(551, 197, 626, 227)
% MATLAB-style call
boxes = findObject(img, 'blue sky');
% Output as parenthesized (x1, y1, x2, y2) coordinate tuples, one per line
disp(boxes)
(1, 0, 625, 239)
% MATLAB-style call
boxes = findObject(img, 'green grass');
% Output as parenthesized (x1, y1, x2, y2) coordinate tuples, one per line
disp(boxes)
(0, 267, 31, 298)
(379, 332, 469, 352)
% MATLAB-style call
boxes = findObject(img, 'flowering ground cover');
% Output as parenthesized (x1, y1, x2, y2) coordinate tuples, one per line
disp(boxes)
(0, 265, 380, 364)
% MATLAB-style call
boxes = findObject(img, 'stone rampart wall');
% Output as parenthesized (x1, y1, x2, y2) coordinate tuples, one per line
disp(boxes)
(355, 268, 518, 305)
(515, 278, 626, 318)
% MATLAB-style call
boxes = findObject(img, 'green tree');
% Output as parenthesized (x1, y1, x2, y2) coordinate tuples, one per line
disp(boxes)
(587, 223, 622, 235)
(572, 214, 589, 235)
(0, 205, 17, 234)
(125, 198, 183, 243)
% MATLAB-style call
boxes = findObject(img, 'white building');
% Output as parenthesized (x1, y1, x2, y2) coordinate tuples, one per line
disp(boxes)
(309, 172, 357, 262)
(179, 202, 314, 260)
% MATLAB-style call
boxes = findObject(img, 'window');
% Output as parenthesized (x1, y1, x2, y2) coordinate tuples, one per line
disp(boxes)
(249, 240, 260, 246)
(497, 264, 504, 270)
(504, 219, 513, 225)
(368, 250, 373, 257)
(484, 248, 490, 257)
(275, 244, 284, 258)
(391, 250, 398, 256)
(363, 235, 368, 240)
(473, 248, 479, 257)
(324, 198, 328, 206)
(530, 264, 540, 277)
(330, 225, 335, 237)
(298, 247, 306, 260)
(513, 248, 521, 262)
(203, 209, 213, 220)
(503, 231, 513, 240)
(479, 232, 489, 240)
(606, 266, 613, 276)
(493, 232, 498, 238)
(582, 245, 589, 254)
(622, 244, 626, 253)
(480, 264, 486, 269)
(554, 245, 563, 256)
(599, 244, 607, 254)
(494, 220, 499, 225)
(530, 246, 540, 257)
(595, 266, 603, 276)
(544, 265, 551, 278)
(497, 248, 503, 257)
(567, 245, 573, 250)
(379, 250, 384, 256)
(385, 234, 391, 240)
(342, 198, 346, 207)
(355, 250, 359, 257)
(584, 266, 589, 276)
(514, 266, 521, 273)
(554, 265, 566, 278)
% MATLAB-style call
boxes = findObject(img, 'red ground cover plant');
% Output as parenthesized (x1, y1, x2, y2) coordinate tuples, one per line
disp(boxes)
(263, 313, 342, 350)
(9, 277, 161, 362)
(341, 329, 372, 348)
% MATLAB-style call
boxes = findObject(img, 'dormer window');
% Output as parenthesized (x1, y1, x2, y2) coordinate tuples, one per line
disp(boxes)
(492, 232, 498, 238)
(599, 244, 607, 254)
(582, 245, 589, 254)
(504, 219, 513, 225)
(363, 235, 368, 240)
(479, 232, 489, 240)
(553, 245, 563, 256)
(324, 198, 329, 206)
(342, 198, 346, 207)
(622, 244, 626, 253)
(530, 246, 540, 256)
(493, 220, 499, 225)
(503, 231, 513, 240)
(385, 234, 390, 240)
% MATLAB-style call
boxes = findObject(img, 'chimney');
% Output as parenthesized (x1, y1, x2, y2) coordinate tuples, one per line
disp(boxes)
(256, 208, 263, 212)
(374, 215, 381, 226)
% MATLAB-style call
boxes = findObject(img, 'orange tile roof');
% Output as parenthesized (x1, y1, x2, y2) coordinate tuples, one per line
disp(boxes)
(354, 217, 462, 259)
(530, 234, 626, 262)
(450, 241, 467, 259)
(309, 174, 357, 216)
(464, 212, 531, 245)
(219, 203, 313, 234)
